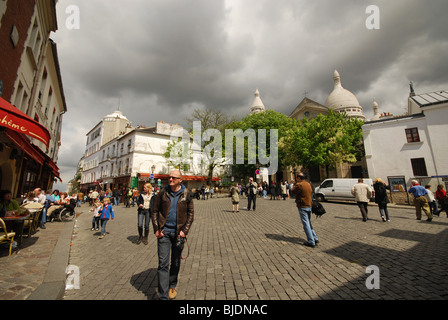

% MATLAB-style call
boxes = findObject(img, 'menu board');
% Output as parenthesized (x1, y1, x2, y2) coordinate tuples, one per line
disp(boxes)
(388, 176, 407, 192)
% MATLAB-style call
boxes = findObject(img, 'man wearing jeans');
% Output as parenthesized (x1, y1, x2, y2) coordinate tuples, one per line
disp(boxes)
(291, 173, 319, 248)
(152, 170, 194, 300)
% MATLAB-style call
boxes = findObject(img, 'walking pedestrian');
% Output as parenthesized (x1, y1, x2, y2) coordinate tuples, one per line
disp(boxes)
(131, 188, 139, 207)
(275, 182, 281, 200)
(97, 197, 114, 239)
(270, 182, 276, 200)
(136, 183, 155, 245)
(151, 170, 194, 300)
(281, 181, 287, 200)
(291, 173, 319, 248)
(113, 187, 121, 206)
(125, 188, 132, 207)
(435, 185, 447, 217)
(408, 180, 432, 221)
(207, 186, 211, 199)
(90, 200, 101, 231)
(373, 178, 390, 222)
(77, 191, 84, 207)
(246, 177, 258, 211)
(262, 181, 268, 199)
(351, 178, 373, 221)
(425, 185, 438, 217)
(230, 183, 240, 212)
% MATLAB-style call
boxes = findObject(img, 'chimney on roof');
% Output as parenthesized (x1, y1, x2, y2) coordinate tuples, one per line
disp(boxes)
(409, 81, 416, 97)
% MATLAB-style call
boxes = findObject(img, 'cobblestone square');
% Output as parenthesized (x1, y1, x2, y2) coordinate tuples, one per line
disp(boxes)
(62, 196, 448, 300)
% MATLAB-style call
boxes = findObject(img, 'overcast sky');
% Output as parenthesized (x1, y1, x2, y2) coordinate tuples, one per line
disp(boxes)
(50, 0, 448, 190)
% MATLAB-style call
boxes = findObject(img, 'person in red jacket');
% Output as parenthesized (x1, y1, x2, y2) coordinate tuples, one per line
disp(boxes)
(435, 185, 447, 217)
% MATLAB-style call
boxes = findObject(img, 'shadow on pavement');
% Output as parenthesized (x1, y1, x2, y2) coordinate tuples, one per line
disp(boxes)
(130, 268, 158, 300)
(265, 233, 305, 245)
(321, 228, 448, 299)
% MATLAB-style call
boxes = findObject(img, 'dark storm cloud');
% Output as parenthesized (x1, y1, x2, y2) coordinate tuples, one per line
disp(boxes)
(51, 0, 448, 188)
(64, 0, 253, 113)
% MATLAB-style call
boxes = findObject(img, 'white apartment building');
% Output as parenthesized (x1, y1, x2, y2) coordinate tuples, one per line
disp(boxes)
(362, 89, 448, 195)
(81, 111, 223, 193)
(80, 109, 133, 190)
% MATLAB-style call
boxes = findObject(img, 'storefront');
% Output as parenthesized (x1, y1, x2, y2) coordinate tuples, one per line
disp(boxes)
(0, 97, 59, 197)
(137, 173, 221, 191)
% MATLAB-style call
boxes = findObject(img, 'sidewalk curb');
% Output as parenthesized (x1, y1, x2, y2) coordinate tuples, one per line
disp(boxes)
(27, 219, 75, 300)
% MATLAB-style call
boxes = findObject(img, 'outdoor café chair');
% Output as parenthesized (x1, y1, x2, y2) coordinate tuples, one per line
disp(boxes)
(0, 217, 16, 256)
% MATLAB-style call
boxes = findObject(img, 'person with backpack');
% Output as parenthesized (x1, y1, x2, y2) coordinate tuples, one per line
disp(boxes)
(291, 173, 319, 248)
(151, 170, 194, 300)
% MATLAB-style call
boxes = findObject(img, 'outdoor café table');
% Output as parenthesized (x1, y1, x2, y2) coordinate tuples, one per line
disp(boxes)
(3, 213, 31, 248)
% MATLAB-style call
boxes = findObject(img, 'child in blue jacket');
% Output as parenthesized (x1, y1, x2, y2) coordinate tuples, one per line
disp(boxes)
(98, 197, 114, 239)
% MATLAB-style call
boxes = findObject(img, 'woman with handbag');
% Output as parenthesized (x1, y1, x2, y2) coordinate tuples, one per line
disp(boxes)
(136, 183, 155, 244)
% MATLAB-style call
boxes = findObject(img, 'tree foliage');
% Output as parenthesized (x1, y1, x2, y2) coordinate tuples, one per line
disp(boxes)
(185, 109, 236, 132)
(226, 110, 298, 178)
(280, 110, 364, 172)
(163, 108, 235, 182)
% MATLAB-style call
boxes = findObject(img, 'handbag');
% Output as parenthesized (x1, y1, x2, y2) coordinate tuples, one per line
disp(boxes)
(311, 200, 326, 217)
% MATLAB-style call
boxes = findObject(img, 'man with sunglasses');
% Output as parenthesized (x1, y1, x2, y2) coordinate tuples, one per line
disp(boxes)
(152, 170, 194, 300)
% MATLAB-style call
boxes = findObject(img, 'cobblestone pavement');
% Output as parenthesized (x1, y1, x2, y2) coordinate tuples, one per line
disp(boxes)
(0, 217, 70, 300)
(60, 196, 448, 301)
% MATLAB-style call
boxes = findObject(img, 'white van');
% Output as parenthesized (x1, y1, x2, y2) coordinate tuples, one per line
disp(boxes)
(314, 178, 374, 202)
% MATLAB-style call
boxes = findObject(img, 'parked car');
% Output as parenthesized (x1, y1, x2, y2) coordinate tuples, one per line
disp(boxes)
(314, 178, 374, 202)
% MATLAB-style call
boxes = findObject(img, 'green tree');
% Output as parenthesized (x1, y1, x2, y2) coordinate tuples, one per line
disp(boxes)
(226, 110, 298, 178)
(280, 110, 364, 176)
(163, 108, 235, 182)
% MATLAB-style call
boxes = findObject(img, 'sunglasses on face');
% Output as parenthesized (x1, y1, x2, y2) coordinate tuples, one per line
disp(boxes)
(169, 176, 181, 180)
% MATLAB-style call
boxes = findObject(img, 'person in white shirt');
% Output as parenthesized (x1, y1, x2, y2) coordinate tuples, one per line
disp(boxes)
(425, 185, 438, 217)
(351, 178, 373, 221)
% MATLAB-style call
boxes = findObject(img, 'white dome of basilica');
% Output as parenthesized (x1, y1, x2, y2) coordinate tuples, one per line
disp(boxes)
(249, 88, 266, 114)
(104, 109, 129, 121)
(325, 70, 365, 120)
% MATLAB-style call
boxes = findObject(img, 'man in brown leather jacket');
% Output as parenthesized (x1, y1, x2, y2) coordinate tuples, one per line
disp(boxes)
(152, 170, 194, 300)
(291, 173, 319, 248)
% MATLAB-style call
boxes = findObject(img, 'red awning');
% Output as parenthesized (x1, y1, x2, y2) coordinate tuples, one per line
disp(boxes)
(5, 129, 45, 165)
(46, 155, 62, 182)
(5, 128, 62, 182)
(0, 97, 51, 148)
(139, 173, 221, 182)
